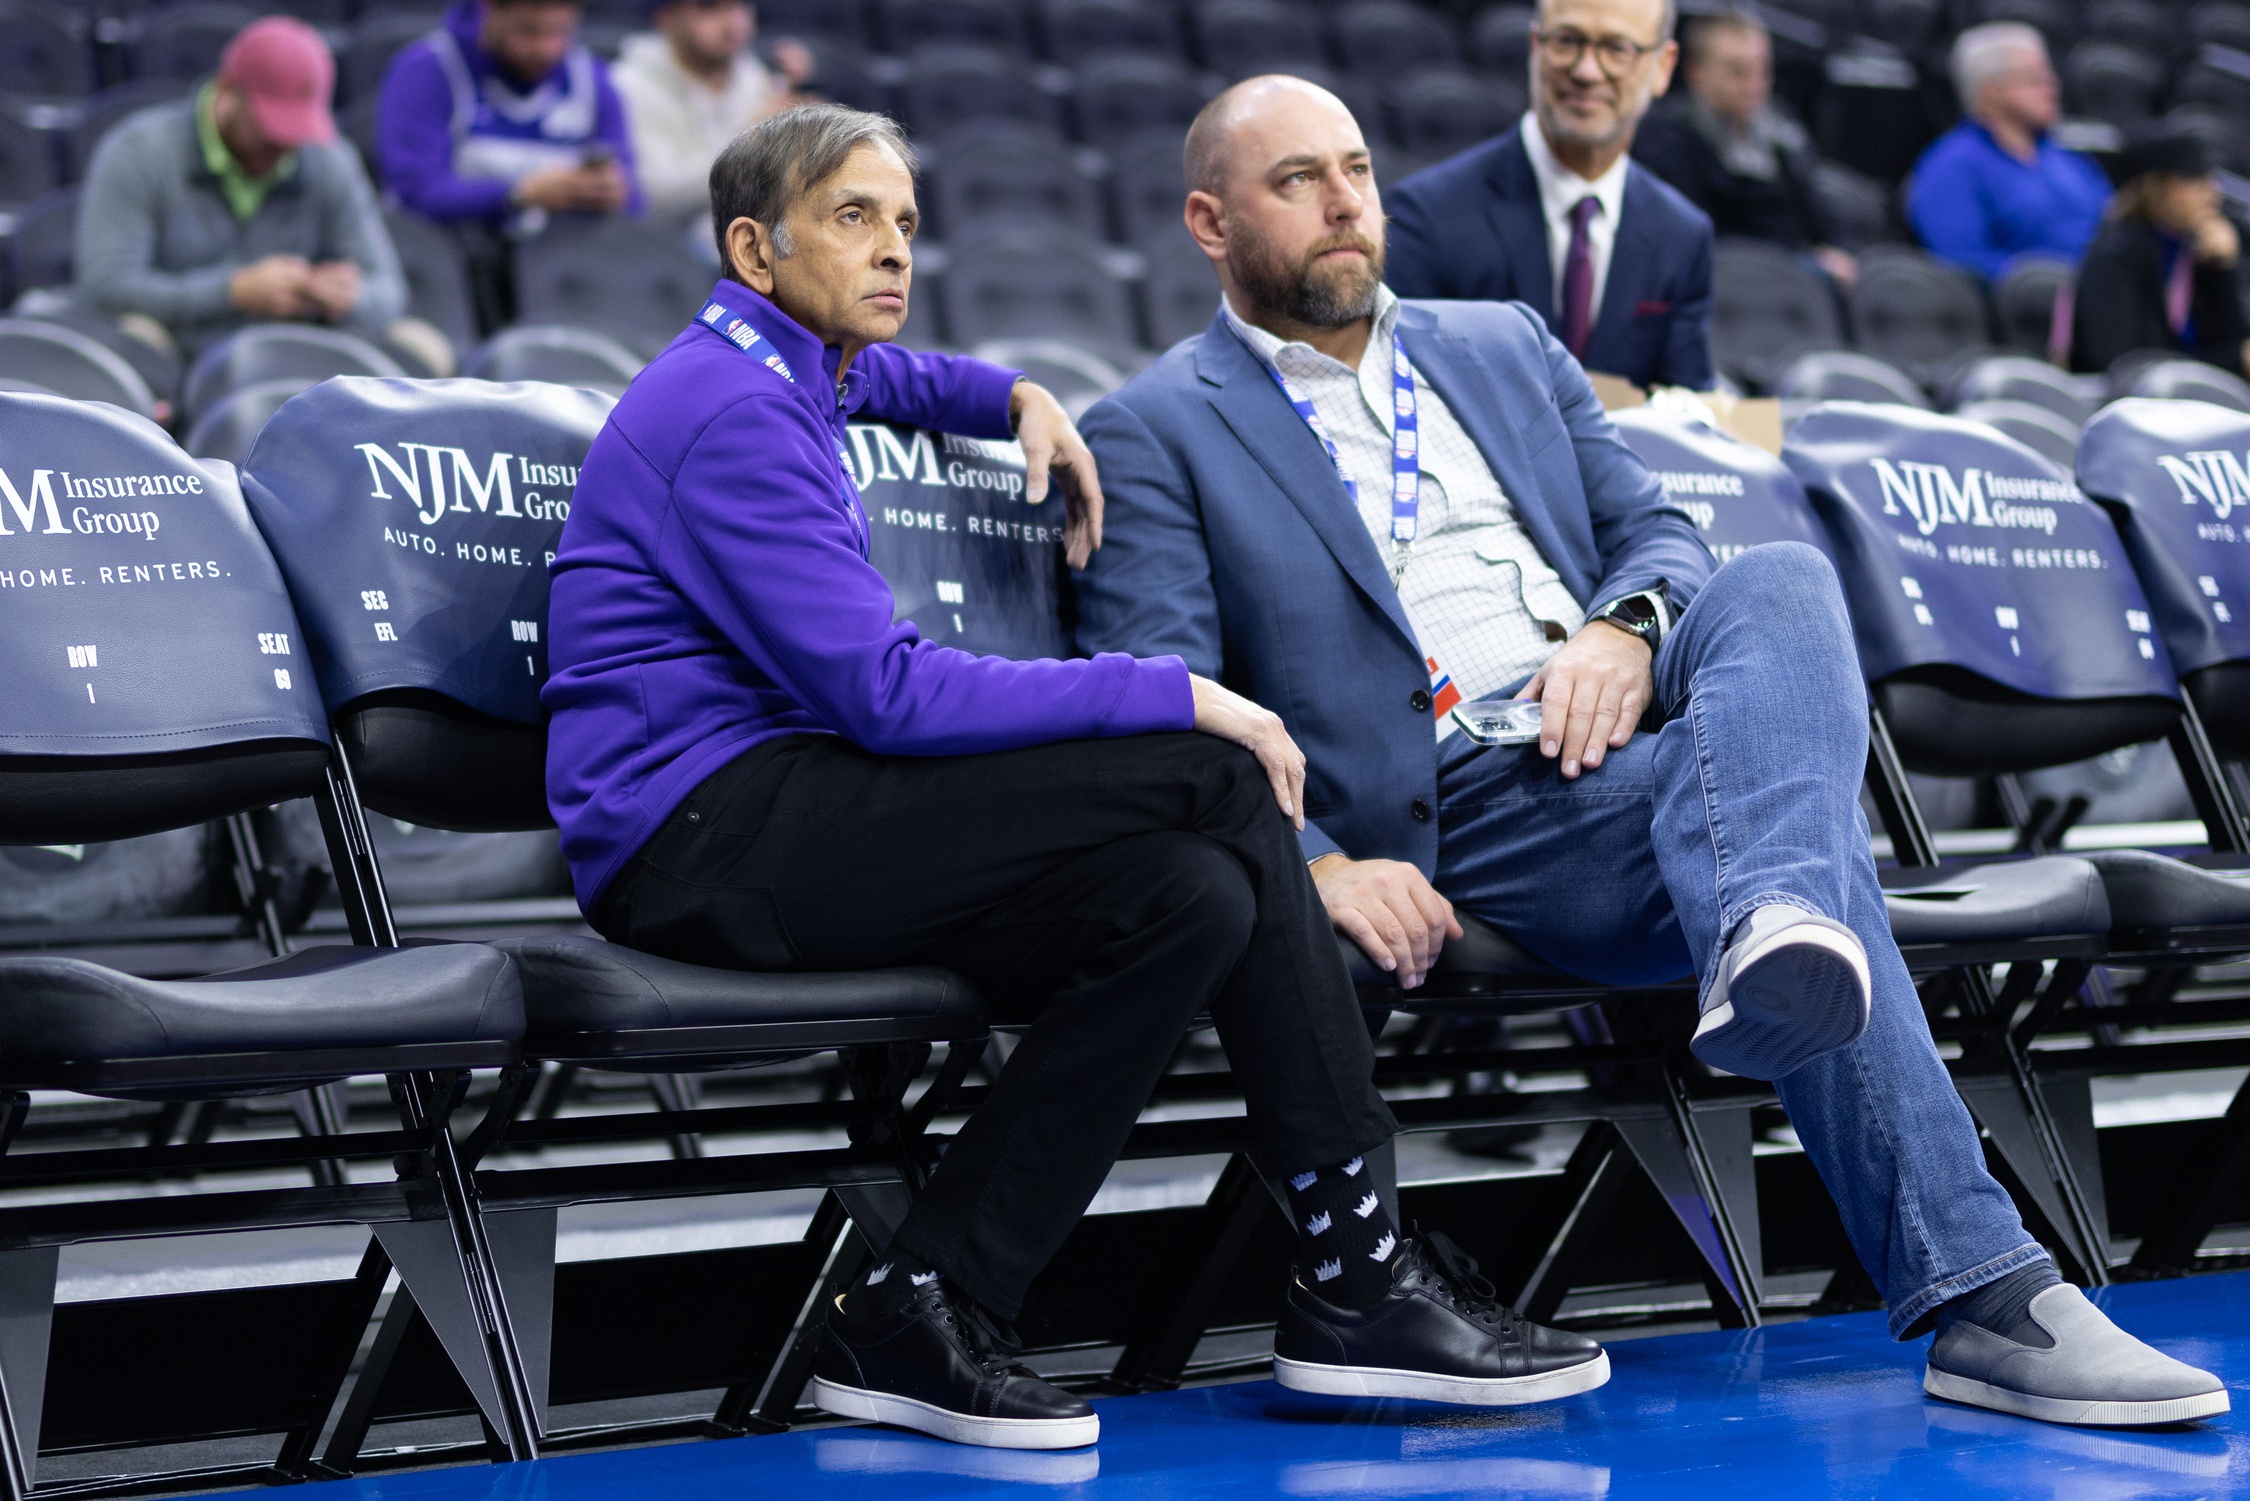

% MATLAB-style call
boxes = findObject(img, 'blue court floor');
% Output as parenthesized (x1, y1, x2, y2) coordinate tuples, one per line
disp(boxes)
(314, 1272, 2250, 1501)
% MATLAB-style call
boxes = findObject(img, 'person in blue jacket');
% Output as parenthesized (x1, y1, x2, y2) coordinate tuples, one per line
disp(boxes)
(1907, 23, 2111, 280)
(1074, 74, 2229, 1435)
(545, 104, 1616, 1452)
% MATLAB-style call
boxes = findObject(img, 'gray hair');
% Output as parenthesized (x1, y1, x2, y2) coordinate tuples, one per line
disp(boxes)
(1951, 21, 2047, 107)
(708, 104, 917, 267)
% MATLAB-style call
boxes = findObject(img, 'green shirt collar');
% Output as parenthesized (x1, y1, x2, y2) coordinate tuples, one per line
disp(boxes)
(196, 82, 296, 220)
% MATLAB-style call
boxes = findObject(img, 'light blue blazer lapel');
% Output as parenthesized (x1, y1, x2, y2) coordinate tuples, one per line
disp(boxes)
(1193, 316, 1420, 653)
(1396, 306, 1589, 602)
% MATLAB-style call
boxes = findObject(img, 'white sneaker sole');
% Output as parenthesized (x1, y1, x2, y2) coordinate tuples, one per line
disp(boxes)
(1924, 1366, 2232, 1426)
(1693, 921, 1870, 1080)
(809, 1376, 1101, 1449)
(1273, 1349, 1610, 1406)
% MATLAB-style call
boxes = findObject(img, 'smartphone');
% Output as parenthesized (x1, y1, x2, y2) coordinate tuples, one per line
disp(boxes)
(1451, 697, 1544, 746)
(580, 147, 615, 168)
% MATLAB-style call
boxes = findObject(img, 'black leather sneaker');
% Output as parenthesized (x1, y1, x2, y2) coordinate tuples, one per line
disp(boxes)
(810, 1275, 1099, 1449)
(1274, 1232, 1610, 1405)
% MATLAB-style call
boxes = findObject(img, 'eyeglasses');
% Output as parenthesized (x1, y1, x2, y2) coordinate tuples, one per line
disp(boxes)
(1532, 27, 1665, 77)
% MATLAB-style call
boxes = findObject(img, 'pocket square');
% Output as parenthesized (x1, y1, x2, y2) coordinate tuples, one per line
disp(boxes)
(1634, 300, 1672, 316)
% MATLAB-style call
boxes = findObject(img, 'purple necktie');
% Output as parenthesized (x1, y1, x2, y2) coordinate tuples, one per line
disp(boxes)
(1560, 195, 1600, 361)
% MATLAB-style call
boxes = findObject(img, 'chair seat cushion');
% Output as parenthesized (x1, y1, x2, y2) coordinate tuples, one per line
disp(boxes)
(0, 942, 523, 1061)
(1882, 857, 2110, 946)
(496, 936, 981, 1038)
(2081, 849, 2250, 931)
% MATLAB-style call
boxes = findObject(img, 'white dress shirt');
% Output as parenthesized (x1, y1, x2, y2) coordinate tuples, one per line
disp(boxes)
(1517, 111, 1632, 327)
(1221, 287, 1586, 739)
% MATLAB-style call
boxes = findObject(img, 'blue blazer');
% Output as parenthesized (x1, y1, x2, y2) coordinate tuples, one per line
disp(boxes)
(1384, 126, 1717, 392)
(1072, 298, 1714, 874)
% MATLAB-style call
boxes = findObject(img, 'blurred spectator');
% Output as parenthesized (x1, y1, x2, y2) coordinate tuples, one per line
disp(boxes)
(1386, 0, 1715, 390)
(613, 1, 811, 226)
(74, 17, 404, 355)
(1907, 22, 2110, 279)
(378, 0, 641, 234)
(1632, 7, 1857, 288)
(2072, 122, 2250, 379)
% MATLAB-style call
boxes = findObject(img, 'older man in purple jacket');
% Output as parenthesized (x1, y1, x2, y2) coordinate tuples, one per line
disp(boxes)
(545, 105, 1611, 1451)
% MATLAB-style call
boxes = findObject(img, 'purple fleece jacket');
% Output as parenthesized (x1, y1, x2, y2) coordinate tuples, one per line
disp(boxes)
(543, 281, 1196, 910)
(377, 1, 641, 226)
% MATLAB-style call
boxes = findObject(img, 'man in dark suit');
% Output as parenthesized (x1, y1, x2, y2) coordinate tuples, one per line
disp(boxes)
(1074, 73, 2228, 1429)
(1384, 0, 1715, 390)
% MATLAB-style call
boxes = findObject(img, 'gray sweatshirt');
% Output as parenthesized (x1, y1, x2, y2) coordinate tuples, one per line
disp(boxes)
(74, 98, 406, 353)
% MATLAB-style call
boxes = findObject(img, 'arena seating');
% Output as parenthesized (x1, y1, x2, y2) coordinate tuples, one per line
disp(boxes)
(181, 325, 402, 425)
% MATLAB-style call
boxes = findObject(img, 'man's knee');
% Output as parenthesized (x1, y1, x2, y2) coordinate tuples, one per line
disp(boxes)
(1704, 541, 1847, 619)
(1135, 833, 1259, 954)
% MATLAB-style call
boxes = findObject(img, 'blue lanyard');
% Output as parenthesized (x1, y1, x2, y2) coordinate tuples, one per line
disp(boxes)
(1256, 331, 1421, 552)
(696, 297, 869, 556)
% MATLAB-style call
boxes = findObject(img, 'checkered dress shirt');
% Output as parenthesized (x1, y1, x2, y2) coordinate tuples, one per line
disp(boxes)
(1222, 289, 1585, 739)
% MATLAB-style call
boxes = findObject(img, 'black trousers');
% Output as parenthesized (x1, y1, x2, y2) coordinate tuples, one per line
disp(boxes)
(593, 730, 1397, 1317)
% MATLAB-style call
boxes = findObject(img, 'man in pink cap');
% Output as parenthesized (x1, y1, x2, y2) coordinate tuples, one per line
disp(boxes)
(76, 16, 408, 358)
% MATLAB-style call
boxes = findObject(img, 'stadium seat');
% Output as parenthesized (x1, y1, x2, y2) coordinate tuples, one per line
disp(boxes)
(1709, 239, 1845, 392)
(1946, 353, 2101, 424)
(466, 324, 646, 393)
(1073, 54, 1211, 145)
(240, 378, 991, 1449)
(385, 207, 480, 356)
(1332, 1, 1463, 77)
(1138, 228, 1224, 349)
(796, 33, 889, 113)
(19, 299, 186, 411)
(8, 188, 79, 302)
(1109, 127, 1195, 245)
(1386, 67, 1525, 162)
(1867, 0, 1940, 50)
(1810, 160, 1893, 248)
(1990, 256, 2074, 360)
(184, 375, 316, 465)
(337, 10, 442, 109)
(2172, 45, 2250, 117)
(1774, 349, 1929, 407)
(759, 0, 870, 43)
(182, 326, 403, 426)
(1847, 250, 1992, 385)
(131, 2, 260, 82)
(937, 224, 1139, 355)
(1976, 0, 2075, 54)
(0, 111, 55, 207)
(65, 80, 192, 184)
(901, 42, 1061, 138)
(2120, 358, 2250, 413)
(513, 217, 712, 358)
(0, 388, 543, 1475)
(923, 120, 1107, 241)
(2084, 0, 2176, 58)
(0, 317, 156, 415)
(876, 0, 1028, 52)
(2190, 1, 2250, 53)
(2063, 37, 2166, 123)
(1037, 0, 1180, 64)
(1192, 0, 1326, 75)
(2166, 101, 2250, 176)
(968, 335, 1128, 419)
(1468, 2, 1535, 74)
(1953, 397, 2082, 466)
(0, 4, 93, 96)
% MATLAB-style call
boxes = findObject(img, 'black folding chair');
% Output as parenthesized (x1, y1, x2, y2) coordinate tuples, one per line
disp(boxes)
(922, 120, 1107, 241)
(0, 390, 539, 1493)
(1037, 0, 1179, 64)
(239, 380, 988, 1458)
(1784, 400, 2233, 1283)
(0, 318, 156, 418)
(1709, 239, 1846, 393)
(182, 326, 403, 426)
(1775, 349, 1930, 407)
(1847, 250, 1994, 388)
(512, 219, 713, 360)
(465, 325, 644, 393)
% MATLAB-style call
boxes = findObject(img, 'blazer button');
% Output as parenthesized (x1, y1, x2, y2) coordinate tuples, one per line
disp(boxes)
(1411, 799, 1433, 823)
(1409, 689, 1432, 713)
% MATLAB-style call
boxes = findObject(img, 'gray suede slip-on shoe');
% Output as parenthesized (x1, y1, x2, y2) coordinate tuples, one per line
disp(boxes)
(1690, 905, 1870, 1080)
(1925, 1284, 2232, 1427)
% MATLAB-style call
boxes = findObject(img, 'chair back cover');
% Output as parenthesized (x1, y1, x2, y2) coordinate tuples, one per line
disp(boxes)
(239, 377, 614, 723)
(2075, 397, 2250, 678)
(1783, 401, 2176, 700)
(0, 392, 328, 759)
(1607, 406, 1831, 565)
(851, 419, 1069, 660)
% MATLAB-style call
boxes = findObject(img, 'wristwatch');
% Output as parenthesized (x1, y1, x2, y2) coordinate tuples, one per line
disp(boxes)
(1590, 589, 1669, 650)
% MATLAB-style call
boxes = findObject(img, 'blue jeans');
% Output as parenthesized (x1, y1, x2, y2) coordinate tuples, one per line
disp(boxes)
(1436, 543, 2046, 1337)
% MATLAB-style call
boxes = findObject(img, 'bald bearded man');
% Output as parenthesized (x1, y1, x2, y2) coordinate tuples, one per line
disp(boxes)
(1073, 76, 2227, 1431)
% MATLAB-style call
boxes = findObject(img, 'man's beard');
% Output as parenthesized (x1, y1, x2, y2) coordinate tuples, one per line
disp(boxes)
(1233, 225, 1386, 329)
